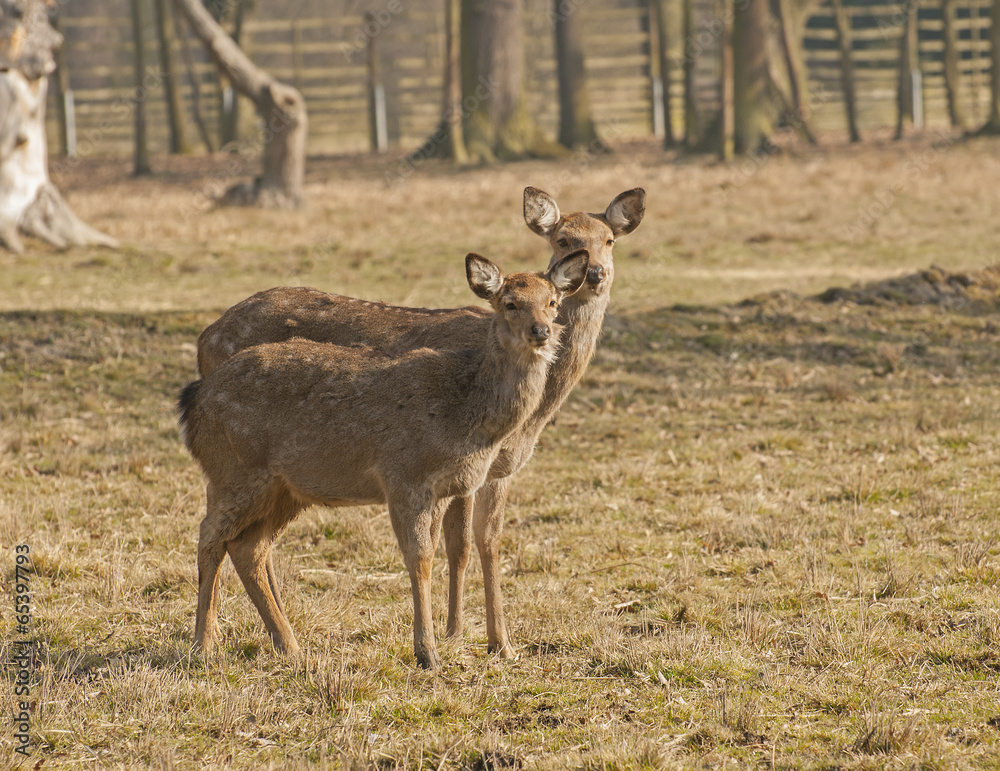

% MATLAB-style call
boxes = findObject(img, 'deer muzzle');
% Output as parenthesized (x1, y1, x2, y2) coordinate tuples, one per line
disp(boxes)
(530, 324, 551, 342)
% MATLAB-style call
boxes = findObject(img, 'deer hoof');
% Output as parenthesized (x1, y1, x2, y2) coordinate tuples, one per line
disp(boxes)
(274, 638, 301, 656)
(417, 648, 442, 671)
(488, 641, 517, 661)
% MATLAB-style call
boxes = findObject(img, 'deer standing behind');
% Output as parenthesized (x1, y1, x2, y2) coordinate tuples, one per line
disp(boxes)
(196, 187, 646, 658)
(179, 251, 589, 669)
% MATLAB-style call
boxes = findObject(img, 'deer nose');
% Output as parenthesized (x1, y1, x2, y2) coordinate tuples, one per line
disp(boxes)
(586, 265, 605, 285)
(531, 324, 550, 341)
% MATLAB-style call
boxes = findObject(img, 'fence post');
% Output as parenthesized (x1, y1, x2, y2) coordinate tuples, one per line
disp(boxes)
(831, 0, 860, 142)
(366, 11, 387, 153)
(942, 0, 965, 128)
(649, 0, 674, 146)
(895, 0, 922, 137)
(292, 18, 304, 93)
(51, 15, 75, 158)
(130, 0, 152, 175)
(718, 0, 734, 160)
(682, 0, 699, 148)
(155, 0, 189, 153)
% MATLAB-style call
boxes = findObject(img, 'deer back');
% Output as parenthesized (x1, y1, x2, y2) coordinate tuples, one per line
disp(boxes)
(197, 286, 491, 376)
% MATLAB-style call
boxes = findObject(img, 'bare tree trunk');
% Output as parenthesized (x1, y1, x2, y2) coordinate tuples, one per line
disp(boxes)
(982, 0, 1000, 132)
(942, 0, 966, 128)
(775, 0, 802, 114)
(651, 0, 675, 148)
(895, 0, 920, 138)
(409, 0, 468, 162)
(155, 0, 189, 153)
(0, 0, 117, 254)
(555, 0, 599, 148)
(51, 14, 73, 158)
(444, 0, 468, 162)
(174, 6, 215, 152)
(219, 0, 247, 148)
(131, 0, 152, 175)
(682, 0, 700, 148)
(719, 0, 734, 160)
(461, 0, 562, 161)
(830, 0, 860, 142)
(733, 0, 777, 153)
(172, 0, 307, 208)
(775, 0, 817, 142)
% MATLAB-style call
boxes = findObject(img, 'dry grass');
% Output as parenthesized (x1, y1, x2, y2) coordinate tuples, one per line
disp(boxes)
(2, 135, 1000, 769)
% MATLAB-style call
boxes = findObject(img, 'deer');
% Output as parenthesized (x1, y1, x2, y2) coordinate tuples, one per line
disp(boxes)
(194, 187, 646, 659)
(179, 251, 590, 669)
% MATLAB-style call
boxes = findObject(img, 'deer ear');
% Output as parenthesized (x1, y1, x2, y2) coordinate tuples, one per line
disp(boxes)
(604, 188, 646, 236)
(466, 253, 504, 300)
(547, 249, 589, 296)
(524, 186, 561, 238)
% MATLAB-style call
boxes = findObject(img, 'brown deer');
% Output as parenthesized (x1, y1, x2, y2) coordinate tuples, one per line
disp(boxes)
(179, 251, 590, 669)
(195, 187, 646, 658)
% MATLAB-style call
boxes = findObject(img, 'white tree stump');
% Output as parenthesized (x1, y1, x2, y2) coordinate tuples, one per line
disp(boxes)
(0, 1, 117, 255)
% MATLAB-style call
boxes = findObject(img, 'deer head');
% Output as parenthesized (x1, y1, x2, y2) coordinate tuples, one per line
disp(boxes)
(466, 249, 590, 361)
(523, 186, 646, 297)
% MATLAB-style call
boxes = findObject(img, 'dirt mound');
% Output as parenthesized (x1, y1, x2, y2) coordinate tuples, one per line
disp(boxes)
(814, 265, 1000, 310)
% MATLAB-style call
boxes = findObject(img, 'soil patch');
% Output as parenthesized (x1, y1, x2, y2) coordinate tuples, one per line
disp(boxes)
(814, 264, 1000, 310)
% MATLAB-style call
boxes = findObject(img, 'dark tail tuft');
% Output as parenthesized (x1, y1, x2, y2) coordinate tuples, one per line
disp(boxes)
(177, 380, 202, 449)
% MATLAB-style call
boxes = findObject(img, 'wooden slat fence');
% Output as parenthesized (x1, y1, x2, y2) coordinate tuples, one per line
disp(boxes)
(44, 0, 997, 159)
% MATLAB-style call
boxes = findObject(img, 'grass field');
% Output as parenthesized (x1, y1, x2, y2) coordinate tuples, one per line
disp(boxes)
(2, 134, 1000, 769)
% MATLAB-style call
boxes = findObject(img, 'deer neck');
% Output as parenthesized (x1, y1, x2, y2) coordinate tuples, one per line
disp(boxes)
(467, 318, 556, 445)
(531, 290, 609, 424)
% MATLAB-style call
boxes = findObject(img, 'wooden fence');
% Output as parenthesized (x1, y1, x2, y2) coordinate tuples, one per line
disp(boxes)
(804, 0, 996, 131)
(44, 0, 997, 160)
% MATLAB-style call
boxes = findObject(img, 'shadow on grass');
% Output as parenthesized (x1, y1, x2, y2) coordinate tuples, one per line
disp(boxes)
(604, 263, 1000, 382)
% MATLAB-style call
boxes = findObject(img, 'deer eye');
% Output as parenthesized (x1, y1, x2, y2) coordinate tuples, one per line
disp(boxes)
(505, 302, 517, 311)
(557, 238, 569, 248)
(549, 300, 557, 308)
(607, 238, 615, 247)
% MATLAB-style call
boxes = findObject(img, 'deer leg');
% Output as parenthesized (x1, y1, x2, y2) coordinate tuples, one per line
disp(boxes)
(195, 484, 241, 653)
(442, 495, 474, 641)
(474, 477, 516, 659)
(388, 494, 443, 670)
(194, 521, 227, 654)
(265, 552, 287, 620)
(264, 488, 302, 624)
(227, 519, 300, 655)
